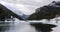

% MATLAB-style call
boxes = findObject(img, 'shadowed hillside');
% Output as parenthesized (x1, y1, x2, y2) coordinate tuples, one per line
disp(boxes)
(0, 4, 23, 21)
(28, 1, 60, 20)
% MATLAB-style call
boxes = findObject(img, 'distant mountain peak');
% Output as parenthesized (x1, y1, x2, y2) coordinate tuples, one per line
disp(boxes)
(48, 1, 60, 7)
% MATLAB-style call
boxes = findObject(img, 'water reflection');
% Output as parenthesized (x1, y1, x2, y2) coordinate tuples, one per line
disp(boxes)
(0, 18, 57, 32)
(0, 18, 36, 32)
(0, 21, 14, 32)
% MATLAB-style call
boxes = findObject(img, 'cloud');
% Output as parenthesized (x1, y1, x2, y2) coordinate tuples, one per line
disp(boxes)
(0, 0, 60, 15)
(1, 0, 60, 7)
(0, 1, 37, 15)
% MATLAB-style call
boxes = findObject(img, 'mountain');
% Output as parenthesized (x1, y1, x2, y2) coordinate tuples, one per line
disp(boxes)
(0, 2, 24, 21)
(28, 1, 60, 21)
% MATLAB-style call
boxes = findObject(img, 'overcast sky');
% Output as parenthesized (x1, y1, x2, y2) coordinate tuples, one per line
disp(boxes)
(0, 0, 60, 15)
(1, 0, 60, 6)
